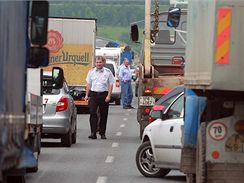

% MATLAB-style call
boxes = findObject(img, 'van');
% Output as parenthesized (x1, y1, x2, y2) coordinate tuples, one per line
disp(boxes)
(104, 59, 121, 105)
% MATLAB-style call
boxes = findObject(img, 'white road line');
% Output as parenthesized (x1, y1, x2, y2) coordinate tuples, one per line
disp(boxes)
(112, 142, 119, 147)
(120, 124, 125, 128)
(96, 176, 107, 183)
(105, 156, 114, 163)
(116, 132, 122, 136)
(123, 118, 128, 121)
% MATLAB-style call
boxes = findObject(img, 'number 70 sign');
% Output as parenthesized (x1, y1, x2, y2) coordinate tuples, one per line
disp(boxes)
(208, 122, 227, 141)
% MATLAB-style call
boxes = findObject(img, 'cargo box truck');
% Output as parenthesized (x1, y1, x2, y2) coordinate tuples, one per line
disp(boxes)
(44, 17, 96, 111)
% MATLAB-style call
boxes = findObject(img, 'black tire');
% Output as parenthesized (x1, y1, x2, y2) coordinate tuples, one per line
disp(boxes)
(139, 124, 143, 140)
(7, 175, 25, 183)
(72, 124, 77, 144)
(115, 99, 121, 105)
(61, 129, 72, 147)
(136, 141, 170, 177)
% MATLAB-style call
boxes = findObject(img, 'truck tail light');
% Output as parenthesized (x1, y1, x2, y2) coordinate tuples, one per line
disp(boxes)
(234, 120, 244, 134)
(56, 96, 68, 112)
(144, 89, 152, 94)
(144, 108, 150, 113)
(116, 79, 120, 87)
(171, 56, 185, 65)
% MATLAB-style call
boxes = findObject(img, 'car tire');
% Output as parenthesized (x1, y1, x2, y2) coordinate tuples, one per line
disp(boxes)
(72, 124, 77, 144)
(115, 99, 121, 105)
(61, 129, 72, 147)
(136, 141, 170, 177)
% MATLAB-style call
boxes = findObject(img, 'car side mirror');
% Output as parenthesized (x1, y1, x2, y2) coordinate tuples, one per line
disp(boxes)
(52, 67, 64, 89)
(130, 24, 139, 42)
(167, 7, 181, 28)
(28, 47, 49, 68)
(160, 111, 167, 120)
(31, 1, 49, 45)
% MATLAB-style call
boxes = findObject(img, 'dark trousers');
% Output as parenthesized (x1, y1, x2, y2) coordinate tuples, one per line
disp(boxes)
(88, 91, 109, 135)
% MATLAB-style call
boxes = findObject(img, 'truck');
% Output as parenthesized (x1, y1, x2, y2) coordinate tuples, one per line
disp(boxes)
(26, 68, 43, 172)
(167, 0, 244, 182)
(131, 0, 187, 138)
(44, 17, 97, 112)
(0, 1, 49, 182)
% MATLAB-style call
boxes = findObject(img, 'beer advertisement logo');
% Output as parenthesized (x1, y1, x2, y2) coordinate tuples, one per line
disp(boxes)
(46, 30, 64, 53)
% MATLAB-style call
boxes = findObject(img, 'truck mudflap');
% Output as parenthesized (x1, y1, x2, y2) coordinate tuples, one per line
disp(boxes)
(17, 145, 37, 169)
(183, 89, 207, 146)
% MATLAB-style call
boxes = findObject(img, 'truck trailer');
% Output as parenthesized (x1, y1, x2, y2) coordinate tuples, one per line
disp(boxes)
(166, 0, 244, 182)
(44, 17, 97, 112)
(131, 0, 186, 138)
(0, 1, 49, 182)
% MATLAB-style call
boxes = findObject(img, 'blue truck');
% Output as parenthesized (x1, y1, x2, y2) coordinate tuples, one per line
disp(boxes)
(0, 1, 56, 182)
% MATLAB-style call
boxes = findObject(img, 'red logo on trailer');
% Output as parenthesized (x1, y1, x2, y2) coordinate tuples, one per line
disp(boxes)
(46, 30, 64, 53)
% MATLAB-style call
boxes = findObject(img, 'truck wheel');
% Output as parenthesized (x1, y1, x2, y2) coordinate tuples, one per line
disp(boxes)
(115, 99, 121, 105)
(139, 124, 144, 139)
(72, 124, 77, 144)
(186, 173, 196, 183)
(136, 141, 170, 177)
(7, 175, 25, 183)
(61, 129, 72, 147)
(196, 122, 206, 183)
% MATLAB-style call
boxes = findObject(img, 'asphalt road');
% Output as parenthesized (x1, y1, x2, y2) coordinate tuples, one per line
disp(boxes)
(26, 98, 186, 183)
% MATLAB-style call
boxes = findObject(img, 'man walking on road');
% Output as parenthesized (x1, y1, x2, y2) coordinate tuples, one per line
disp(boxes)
(85, 56, 115, 139)
(119, 58, 134, 109)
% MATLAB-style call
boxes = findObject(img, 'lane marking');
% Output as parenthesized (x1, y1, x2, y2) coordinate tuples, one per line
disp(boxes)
(116, 132, 122, 136)
(120, 124, 125, 128)
(96, 176, 107, 183)
(105, 156, 114, 163)
(123, 118, 128, 121)
(112, 142, 119, 147)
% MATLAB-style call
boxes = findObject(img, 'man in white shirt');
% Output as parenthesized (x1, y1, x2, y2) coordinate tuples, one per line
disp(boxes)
(85, 56, 115, 139)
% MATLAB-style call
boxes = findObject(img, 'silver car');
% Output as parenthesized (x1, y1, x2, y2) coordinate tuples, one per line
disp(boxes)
(42, 73, 77, 147)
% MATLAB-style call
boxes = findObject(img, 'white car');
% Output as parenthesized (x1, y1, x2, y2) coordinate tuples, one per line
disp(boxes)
(104, 59, 121, 105)
(136, 92, 184, 177)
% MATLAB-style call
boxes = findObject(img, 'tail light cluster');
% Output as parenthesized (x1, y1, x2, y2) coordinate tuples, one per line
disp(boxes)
(235, 120, 244, 134)
(149, 116, 156, 123)
(56, 96, 68, 112)
(116, 79, 120, 87)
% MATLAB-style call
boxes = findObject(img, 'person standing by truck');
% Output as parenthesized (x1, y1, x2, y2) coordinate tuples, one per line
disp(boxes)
(85, 56, 114, 139)
(119, 58, 134, 109)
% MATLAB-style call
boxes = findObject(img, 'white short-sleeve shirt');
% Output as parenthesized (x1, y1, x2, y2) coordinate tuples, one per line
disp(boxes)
(86, 67, 115, 92)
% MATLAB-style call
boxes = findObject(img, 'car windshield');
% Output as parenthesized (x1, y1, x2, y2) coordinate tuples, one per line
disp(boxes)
(42, 76, 61, 95)
(105, 63, 115, 76)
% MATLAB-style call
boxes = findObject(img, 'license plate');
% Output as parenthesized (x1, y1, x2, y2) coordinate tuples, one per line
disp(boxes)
(139, 96, 155, 106)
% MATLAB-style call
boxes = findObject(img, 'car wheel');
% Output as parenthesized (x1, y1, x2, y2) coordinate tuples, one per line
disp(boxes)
(61, 129, 72, 147)
(72, 124, 77, 144)
(136, 141, 170, 177)
(115, 99, 121, 105)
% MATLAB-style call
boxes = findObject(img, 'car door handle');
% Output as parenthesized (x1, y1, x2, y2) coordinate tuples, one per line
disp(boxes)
(170, 126, 174, 132)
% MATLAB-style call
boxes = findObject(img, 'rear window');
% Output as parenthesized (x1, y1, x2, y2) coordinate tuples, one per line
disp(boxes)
(42, 76, 61, 95)
(105, 63, 115, 76)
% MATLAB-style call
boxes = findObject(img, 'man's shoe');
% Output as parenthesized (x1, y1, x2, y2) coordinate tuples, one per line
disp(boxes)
(127, 105, 135, 109)
(100, 135, 107, 139)
(88, 134, 97, 139)
(123, 106, 129, 109)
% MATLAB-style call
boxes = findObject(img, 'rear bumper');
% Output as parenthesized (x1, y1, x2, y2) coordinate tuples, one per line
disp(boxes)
(111, 93, 121, 100)
(42, 115, 70, 134)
